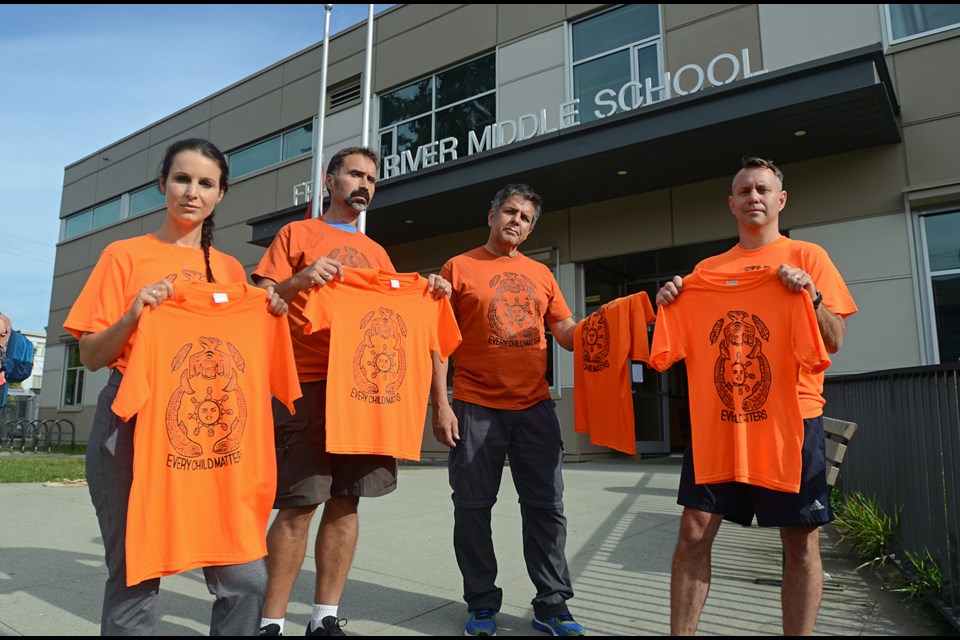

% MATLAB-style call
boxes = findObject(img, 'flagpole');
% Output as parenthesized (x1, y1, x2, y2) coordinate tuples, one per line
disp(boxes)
(358, 3, 374, 233)
(311, 4, 334, 219)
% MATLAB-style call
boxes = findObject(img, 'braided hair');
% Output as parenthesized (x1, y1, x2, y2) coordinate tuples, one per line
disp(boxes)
(159, 138, 230, 283)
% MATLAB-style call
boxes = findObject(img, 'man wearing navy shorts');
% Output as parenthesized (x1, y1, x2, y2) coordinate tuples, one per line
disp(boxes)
(656, 157, 857, 635)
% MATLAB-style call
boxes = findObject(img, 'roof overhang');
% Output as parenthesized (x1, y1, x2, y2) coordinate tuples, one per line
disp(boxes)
(249, 44, 899, 248)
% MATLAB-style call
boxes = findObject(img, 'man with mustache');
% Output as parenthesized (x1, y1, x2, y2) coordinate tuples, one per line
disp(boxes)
(431, 184, 584, 636)
(656, 156, 857, 636)
(253, 146, 450, 636)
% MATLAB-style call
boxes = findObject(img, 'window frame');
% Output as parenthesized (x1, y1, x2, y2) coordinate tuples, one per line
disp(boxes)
(917, 207, 960, 364)
(884, 3, 960, 45)
(60, 343, 85, 409)
(569, 4, 664, 123)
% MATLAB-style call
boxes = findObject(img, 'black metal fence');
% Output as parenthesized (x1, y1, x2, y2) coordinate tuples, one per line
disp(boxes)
(823, 362, 960, 626)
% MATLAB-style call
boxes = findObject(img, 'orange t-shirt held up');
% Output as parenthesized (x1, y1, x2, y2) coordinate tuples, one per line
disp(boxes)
(112, 281, 301, 586)
(574, 292, 656, 455)
(650, 269, 831, 493)
(302, 268, 461, 460)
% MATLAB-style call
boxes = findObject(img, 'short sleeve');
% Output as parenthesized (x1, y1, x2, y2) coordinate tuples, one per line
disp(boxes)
(269, 313, 302, 413)
(792, 295, 831, 375)
(64, 251, 127, 340)
(252, 224, 295, 285)
(434, 297, 462, 361)
(648, 304, 685, 372)
(111, 311, 154, 421)
(301, 282, 335, 335)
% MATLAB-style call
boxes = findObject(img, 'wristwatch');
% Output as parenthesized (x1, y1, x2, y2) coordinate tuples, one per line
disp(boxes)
(812, 289, 823, 310)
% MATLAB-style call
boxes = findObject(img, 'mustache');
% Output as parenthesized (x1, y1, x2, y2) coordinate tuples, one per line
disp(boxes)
(350, 188, 370, 200)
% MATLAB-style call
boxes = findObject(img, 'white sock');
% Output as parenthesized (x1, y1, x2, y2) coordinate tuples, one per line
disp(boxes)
(310, 605, 339, 630)
(260, 617, 284, 634)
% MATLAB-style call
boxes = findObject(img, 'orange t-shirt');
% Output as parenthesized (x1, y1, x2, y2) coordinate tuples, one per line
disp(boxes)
(252, 218, 395, 382)
(63, 234, 247, 373)
(441, 247, 572, 410)
(302, 268, 461, 460)
(111, 281, 301, 586)
(649, 269, 831, 492)
(696, 236, 856, 418)
(574, 292, 656, 455)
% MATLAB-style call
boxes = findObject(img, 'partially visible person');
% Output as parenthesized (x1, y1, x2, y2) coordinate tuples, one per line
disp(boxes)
(656, 156, 857, 636)
(64, 138, 286, 636)
(431, 184, 584, 637)
(252, 146, 451, 637)
(0, 313, 11, 405)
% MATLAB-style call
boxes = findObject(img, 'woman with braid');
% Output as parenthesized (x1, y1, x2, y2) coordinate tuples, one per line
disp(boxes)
(65, 138, 286, 635)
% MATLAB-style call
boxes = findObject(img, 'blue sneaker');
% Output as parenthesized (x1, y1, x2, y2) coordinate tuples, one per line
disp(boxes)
(532, 612, 585, 636)
(464, 608, 497, 636)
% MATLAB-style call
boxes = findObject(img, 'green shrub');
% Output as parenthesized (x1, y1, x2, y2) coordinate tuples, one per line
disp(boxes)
(894, 549, 943, 600)
(832, 490, 899, 568)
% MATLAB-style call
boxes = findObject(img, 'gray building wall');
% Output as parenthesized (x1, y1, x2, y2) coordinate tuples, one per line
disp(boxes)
(41, 4, 960, 453)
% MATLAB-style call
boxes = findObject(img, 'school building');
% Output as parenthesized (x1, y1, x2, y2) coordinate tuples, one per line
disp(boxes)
(39, 4, 960, 458)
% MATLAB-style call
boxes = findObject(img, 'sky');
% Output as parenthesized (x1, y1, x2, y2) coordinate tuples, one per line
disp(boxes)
(0, 4, 392, 334)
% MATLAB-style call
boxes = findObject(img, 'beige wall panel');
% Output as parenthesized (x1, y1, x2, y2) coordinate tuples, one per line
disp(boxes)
(98, 130, 152, 170)
(790, 214, 912, 283)
(37, 406, 96, 444)
(138, 210, 168, 236)
(222, 171, 279, 227)
(376, 5, 497, 93)
(664, 4, 743, 30)
(903, 118, 960, 187)
(60, 173, 98, 217)
(87, 218, 148, 262)
(527, 208, 571, 261)
(212, 222, 268, 271)
(498, 25, 564, 84)
(45, 308, 72, 342)
(95, 150, 151, 201)
(570, 191, 673, 261)
(831, 278, 922, 373)
(499, 67, 566, 126)
(274, 158, 313, 212)
(388, 225, 490, 272)
(53, 236, 92, 277)
(780, 147, 906, 226)
(148, 102, 213, 146)
(324, 105, 364, 145)
(322, 136, 364, 169)
(758, 4, 881, 71)
(50, 269, 94, 317)
(280, 73, 321, 129)
(663, 6, 759, 74)
(146, 125, 212, 176)
(37, 343, 63, 408)
(64, 155, 101, 186)
(209, 91, 284, 151)
(892, 36, 960, 124)
(282, 45, 324, 85)
(376, 4, 463, 42)
(325, 51, 366, 88)
(672, 176, 739, 246)
(211, 67, 284, 117)
(497, 4, 566, 44)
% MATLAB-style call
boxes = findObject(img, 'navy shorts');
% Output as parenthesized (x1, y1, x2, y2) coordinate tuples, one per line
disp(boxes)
(677, 416, 834, 527)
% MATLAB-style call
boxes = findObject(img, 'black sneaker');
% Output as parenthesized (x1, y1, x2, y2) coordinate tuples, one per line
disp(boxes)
(259, 623, 282, 636)
(306, 616, 347, 636)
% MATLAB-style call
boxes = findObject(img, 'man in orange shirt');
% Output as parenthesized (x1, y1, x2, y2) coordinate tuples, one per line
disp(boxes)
(253, 146, 450, 636)
(431, 184, 584, 637)
(656, 157, 857, 636)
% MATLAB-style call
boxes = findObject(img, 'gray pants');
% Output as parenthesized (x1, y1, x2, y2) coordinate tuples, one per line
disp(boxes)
(87, 370, 267, 635)
(448, 399, 574, 619)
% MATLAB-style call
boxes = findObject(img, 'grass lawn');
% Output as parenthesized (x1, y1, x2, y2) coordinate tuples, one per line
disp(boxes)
(0, 455, 86, 483)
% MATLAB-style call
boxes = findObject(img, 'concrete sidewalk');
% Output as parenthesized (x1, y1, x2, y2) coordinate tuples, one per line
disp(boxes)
(0, 456, 951, 636)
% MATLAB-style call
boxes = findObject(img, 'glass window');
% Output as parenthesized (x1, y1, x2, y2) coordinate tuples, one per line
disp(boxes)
(64, 210, 92, 240)
(571, 4, 663, 124)
(380, 78, 433, 128)
(62, 344, 85, 407)
(888, 4, 960, 43)
(92, 198, 122, 228)
(230, 137, 282, 178)
(282, 123, 313, 161)
(436, 54, 496, 108)
(923, 211, 960, 363)
(378, 53, 496, 178)
(130, 184, 164, 215)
